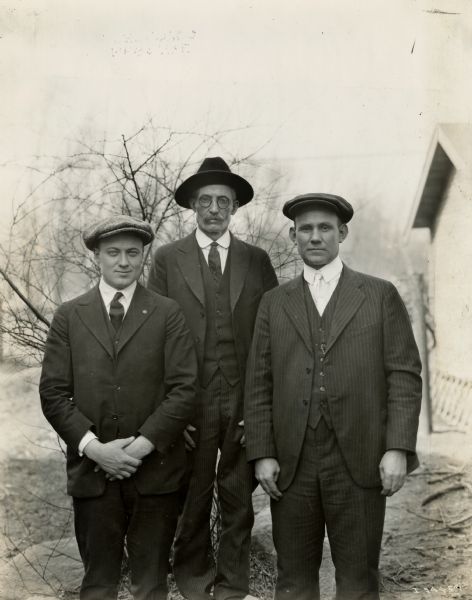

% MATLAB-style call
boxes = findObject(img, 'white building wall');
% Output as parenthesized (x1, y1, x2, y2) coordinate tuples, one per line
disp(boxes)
(433, 171, 472, 381)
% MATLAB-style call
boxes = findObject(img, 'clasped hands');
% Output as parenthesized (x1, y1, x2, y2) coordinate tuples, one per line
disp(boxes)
(255, 449, 408, 501)
(84, 436, 154, 481)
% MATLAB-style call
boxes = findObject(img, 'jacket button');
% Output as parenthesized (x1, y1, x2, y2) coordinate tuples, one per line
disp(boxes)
(303, 399, 308, 406)
(319, 386, 326, 392)
(306, 367, 311, 374)
(112, 414, 118, 420)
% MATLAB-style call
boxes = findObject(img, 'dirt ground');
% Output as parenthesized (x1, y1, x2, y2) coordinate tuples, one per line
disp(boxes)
(0, 363, 470, 600)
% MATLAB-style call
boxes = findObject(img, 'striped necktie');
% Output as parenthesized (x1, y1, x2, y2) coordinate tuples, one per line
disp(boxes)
(109, 292, 124, 331)
(208, 242, 222, 281)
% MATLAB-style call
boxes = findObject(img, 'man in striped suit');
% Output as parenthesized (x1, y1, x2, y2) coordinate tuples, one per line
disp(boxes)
(244, 194, 422, 600)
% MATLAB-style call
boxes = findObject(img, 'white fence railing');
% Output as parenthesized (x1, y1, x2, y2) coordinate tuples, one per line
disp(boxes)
(431, 370, 472, 432)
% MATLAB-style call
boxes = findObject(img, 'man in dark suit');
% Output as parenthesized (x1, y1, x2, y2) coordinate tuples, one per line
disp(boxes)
(148, 157, 278, 600)
(244, 194, 422, 600)
(40, 215, 198, 600)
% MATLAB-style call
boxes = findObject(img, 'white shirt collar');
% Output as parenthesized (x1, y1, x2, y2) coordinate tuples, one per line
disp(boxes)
(99, 278, 137, 305)
(303, 255, 343, 284)
(195, 227, 231, 249)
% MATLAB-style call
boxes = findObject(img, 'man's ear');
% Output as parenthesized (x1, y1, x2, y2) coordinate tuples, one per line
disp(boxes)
(339, 223, 349, 243)
(289, 226, 296, 243)
(231, 200, 239, 216)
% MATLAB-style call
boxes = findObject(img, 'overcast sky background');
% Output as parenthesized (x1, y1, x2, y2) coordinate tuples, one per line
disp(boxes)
(1, 0, 471, 245)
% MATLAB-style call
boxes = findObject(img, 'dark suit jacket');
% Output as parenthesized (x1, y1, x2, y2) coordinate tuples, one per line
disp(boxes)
(39, 283, 198, 498)
(244, 265, 422, 489)
(147, 231, 279, 385)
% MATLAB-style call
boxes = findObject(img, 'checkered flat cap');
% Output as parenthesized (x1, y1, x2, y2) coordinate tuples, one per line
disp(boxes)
(83, 215, 154, 250)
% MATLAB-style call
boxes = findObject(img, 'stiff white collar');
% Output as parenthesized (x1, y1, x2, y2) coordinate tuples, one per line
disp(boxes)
(195, 227, 231, 249)
(99, 278, 137, 305)
(303, 255, 343, 284)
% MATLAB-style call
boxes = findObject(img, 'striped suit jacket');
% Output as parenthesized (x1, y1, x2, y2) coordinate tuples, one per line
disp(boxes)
(244, 265, 422, 489)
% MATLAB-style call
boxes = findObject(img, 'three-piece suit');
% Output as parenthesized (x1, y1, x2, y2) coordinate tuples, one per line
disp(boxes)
(148, 230, 278, 600)
(245, 265, 422, 600)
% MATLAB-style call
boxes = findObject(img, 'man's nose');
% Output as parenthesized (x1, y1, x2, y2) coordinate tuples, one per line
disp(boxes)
(310, 229, 322, 243)
(118, 252, 130, 266)
(208, 198, 220, 213)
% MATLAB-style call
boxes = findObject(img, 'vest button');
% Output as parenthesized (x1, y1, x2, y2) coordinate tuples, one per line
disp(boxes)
(320, 372, 324, 377)
(112, 414, 118, 420)
(319, 386, 326, 392)
(306, 368, 311, 374)
(303, 399, 308, 406)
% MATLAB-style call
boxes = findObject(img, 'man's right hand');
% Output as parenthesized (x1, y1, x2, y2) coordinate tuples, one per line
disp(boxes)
(183, 424, 197, 451)
(84, 437, 142, 479)
(255, 458, 282, 501)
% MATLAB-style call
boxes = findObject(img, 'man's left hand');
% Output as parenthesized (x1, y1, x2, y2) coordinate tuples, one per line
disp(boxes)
(238, 420, 245, 447)
(99, 436, 155, 480)
(379, 450, 407, 496)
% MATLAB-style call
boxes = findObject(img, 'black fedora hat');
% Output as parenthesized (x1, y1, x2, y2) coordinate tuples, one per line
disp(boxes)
(283, 193, 354, 223)
(175, 157, 254, 208)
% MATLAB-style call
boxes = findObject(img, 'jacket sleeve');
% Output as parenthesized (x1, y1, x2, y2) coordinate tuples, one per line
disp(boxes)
(39, 305, 94, 451)
(147, 247, 168, 296)
(382, 282, 422, 454)
(138, 302, 198, 453)
(261, 250, 279, 293)
(244, 293, 277, 461)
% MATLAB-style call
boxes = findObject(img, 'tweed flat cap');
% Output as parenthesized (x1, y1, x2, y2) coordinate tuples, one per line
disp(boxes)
(83, 215, 155, 250)
(175, 156, 254, 208)
(282, 193, 354, 223)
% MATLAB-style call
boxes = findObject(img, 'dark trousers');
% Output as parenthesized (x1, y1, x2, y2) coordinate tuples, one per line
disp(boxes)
(73, 479, 179, 600)
(173, 371, 255, 600)
(271, 419, 386, 600)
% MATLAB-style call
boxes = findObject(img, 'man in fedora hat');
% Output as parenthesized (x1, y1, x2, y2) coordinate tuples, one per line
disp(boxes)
(148, 157, 278, 600)
(244, 194, 422, 600)
(40, 215, 198, 600)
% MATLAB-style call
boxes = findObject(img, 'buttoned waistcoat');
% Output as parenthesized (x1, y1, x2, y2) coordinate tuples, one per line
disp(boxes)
(147, 231, 279, 386)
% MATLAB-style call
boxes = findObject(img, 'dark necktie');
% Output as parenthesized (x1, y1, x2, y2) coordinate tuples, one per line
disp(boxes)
(208, 242, 222, 281)
(109, 292, 124, 331)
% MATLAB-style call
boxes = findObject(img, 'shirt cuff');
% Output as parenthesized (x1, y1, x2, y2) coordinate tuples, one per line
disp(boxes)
(78, 430, 98, 456)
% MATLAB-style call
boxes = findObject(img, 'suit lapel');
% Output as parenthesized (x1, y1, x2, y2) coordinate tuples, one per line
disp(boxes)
(229, 235, 249, 312)
(176, 233, 205, 307)
(116, 284, 157, 354)
(326, 265, 365, 353)
(76, 286, 114, 359)
(283, 276, 313, 354)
